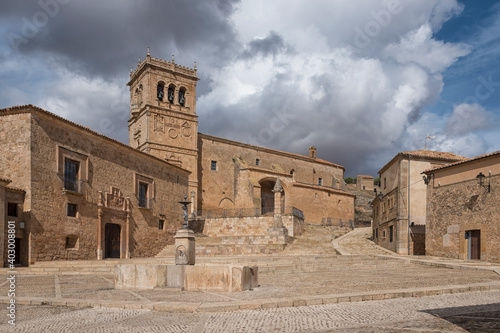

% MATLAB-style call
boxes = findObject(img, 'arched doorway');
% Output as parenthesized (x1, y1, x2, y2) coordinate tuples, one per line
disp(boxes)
(259, 178, 285, 215)
(260, 180, 274, 215)
(105, 223, 121, 259)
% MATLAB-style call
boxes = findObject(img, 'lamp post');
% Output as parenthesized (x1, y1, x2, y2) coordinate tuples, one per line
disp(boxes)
(175, 196, 195, 265)
(178, 196, 191, 229)
(476, 171, 491, 193)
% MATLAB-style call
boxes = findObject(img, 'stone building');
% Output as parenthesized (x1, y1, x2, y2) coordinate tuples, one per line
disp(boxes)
(356, 175, 374, 191)
(371, 150, 465, 255)
(127, 52, 355, 225)
(423, 150, 500, 263)
(0, 105, 189, 266)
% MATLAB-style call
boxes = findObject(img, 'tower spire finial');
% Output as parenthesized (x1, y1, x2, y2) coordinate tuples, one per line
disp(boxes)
(147, 47, 150, 57)
(172, 54, 175, 63)
(138, 57, 141, 66)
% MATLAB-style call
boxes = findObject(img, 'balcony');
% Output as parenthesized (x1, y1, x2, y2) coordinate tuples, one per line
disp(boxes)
(63, 179, 85, 195)
(138, 197, 153, 210)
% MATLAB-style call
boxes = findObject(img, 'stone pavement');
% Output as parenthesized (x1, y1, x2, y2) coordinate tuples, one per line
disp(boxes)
(332, 227, 395, 255)
(0, 225, 499, 331)
(1, 290, 499, 332)
(0, 254, 499, 314)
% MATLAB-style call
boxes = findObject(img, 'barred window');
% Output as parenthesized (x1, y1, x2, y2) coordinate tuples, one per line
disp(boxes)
(64, 159, 80, 191)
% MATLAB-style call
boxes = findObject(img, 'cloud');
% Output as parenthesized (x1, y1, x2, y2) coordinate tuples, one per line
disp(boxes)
(0, 0, 482, 177)
(445, 103, 492, 135)
(384, 24, 471, 73)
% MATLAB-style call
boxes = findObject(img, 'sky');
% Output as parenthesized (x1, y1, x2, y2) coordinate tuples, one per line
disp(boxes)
(1, 0, 499, 177)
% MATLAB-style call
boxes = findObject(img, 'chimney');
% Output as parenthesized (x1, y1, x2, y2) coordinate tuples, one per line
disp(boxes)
(309, 146, 317, 159)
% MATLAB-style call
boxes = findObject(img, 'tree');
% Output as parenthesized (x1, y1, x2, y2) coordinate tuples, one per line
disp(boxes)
(344, 177, 356, 184)
(374, 177, 380, 186)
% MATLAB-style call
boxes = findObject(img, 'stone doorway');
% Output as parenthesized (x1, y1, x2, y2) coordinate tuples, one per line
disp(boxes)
(260, 180, 275, 215)
(105, 223, 121, 259)
(467, 230, 481, 260)
(259, 179, 285, 215)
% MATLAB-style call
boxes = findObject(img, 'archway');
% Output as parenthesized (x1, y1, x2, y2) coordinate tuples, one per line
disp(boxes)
(259, 178, 285, 215)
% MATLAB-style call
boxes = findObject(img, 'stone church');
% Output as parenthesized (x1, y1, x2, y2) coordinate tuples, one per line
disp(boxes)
(128, 51, 355, 224)
(0, 51, 354, 266)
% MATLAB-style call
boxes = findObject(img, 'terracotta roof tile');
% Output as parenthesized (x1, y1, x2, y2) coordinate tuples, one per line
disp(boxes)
(6, 186, 25, 192)
(399, 150, 467, 161)
(378, 150, 466, 174)
(0, 176, 12, 183)
(0, 105, 190, 174)
(423, 150, 500, 173)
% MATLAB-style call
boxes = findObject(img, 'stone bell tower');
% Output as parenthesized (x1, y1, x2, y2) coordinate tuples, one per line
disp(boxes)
(127, 49, 199, 209)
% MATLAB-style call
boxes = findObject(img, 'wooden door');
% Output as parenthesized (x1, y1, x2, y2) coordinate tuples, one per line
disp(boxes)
(470, 230, 481, 260)
(105, 223, 121, 259)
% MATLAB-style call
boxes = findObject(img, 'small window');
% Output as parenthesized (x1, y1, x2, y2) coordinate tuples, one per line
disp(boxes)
(67, 203, 77, 217)
(138, 182, 148, 208)
(64, 158, 80, 192)
(211, 161, 217, 171)
(375, 228, 378, 239)
(159, 219, 165, 230)
(7, 203, 18, 217)
(65, 235, 79, 250)
(318, 178, 323, 186)
(255, 159, 260, 166)
(389, 226, 394, 242)
(383, 231, 386, 238)
(384, 177, 387, 189)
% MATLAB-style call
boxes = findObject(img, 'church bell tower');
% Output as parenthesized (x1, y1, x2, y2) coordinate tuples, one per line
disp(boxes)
(127, 49, 199, 209)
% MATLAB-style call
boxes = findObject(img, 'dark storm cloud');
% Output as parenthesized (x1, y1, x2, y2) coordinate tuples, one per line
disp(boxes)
(240, 31, 292, 59)
(1, 0, 241, 77)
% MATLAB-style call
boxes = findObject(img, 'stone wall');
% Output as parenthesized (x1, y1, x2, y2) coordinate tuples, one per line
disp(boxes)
(203, 214, 303, 238)
(198, 134, 346, 211)
(426, 172, 500, 263)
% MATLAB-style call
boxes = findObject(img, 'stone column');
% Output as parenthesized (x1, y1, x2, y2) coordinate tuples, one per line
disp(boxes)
(272, 178, 283, 227)
(190, 191, 196, 217)
(0, 179, 11, 267)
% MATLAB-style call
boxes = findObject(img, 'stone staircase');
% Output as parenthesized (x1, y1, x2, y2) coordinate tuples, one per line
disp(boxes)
(155, 224, 350, 258)
(281, 224, 349, 255)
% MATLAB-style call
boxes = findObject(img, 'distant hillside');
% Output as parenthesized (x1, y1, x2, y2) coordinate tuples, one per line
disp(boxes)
(347, 184, 376, 223)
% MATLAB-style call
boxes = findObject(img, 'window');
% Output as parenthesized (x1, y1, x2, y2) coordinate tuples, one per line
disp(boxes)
(159, 219, 165, 230)
(375, 228, 379, 239)
(255, 159, 260, 166)
(65, 235, 79, 250)
(168, 86, 175, 103)
(179, 88, 186, 106)
(211, 161, 217, 171)
(7, 203, 17, 217)
(157, 83, 165, 101)
(389, 226, 393, 242)
(67, 203, 77, 217)
(138, 182, 148, 208)
(135, 174, 154, 209)
(318, 178, 323, 186)
(64, 159, 80, 192)
(384, 177, 387, 189)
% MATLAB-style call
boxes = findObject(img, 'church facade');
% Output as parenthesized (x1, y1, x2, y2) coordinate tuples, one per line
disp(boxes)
(127, 52, 355, 225)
